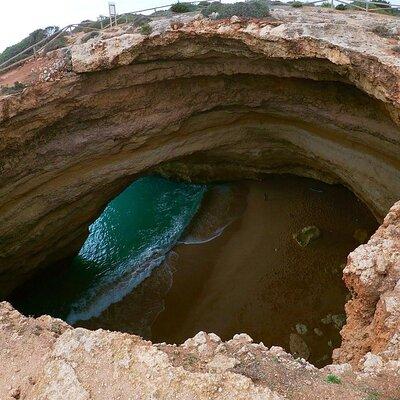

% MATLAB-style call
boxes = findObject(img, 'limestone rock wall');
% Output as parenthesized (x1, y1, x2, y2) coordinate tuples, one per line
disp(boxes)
(0, 10, 400, 297)
(1, 302, 399, 400)
(0, 9, 400, 393)
(335, 201, 400, 370)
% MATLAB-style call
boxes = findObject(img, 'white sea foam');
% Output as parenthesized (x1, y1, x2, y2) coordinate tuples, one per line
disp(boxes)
(178, 221, 233, 245)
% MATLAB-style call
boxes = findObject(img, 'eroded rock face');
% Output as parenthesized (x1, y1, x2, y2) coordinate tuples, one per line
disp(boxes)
(335, 201, 400, 370)
(1, 303, 399, 400)
(0, 9, 400, 396)
(1, 9, 400, 297)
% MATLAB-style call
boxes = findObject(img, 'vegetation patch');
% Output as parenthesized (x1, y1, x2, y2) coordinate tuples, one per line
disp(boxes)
(0, 26, 59, 66)
(371, 25, 398, 38)
(290, 1, 304, 8)
(349, 0, 400, 15)
(81, 31, 100, 44)
(326, 374, 342, 384)
(335, 3, 348, 10)
(201, 1, 270, 19)
(293, 226, 321, 247)
(364, 392, 380, 400)
(170, 2, 198, 13)
(0, 81, 26, 95)
(139, 23, 153, 35)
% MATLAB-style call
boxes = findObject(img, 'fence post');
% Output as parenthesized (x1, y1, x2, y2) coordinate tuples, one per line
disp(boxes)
(331, 0, 334, 8)
(366, 0, 369, 11)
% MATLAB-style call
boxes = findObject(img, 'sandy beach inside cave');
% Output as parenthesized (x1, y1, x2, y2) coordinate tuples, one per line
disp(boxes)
(79, 175, 378, 366)
(151, 176, 378, 366)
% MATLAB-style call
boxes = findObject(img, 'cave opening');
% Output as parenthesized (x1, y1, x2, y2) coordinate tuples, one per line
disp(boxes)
(8, 173, 378, 367)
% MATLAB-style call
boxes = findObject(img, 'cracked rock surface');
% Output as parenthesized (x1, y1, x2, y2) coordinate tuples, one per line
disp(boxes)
(0, 8, 400, 399)
(1, 303, 399, 400)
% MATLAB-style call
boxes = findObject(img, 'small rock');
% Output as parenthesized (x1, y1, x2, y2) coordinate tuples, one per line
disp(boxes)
(323, 363, 352, 375)
(232, 333, 253, 343)
(353, 228, 369, 244)
(321, 314, 332, 325)
(296, 323, 308, 335)
(314, 328, 323, 336)
(207, 354, 239, 371)
(293, 226, 321, 247)
(289, 333, 310, 360)
(269, 346, 286, 357)
(9, 387, 20, 399)
(210, 12, 219, 20)
(209, 333, 221, 343)
(331, 314, 346, 330)
(362, 352, 383, 374)
(183, 331, 208, 348)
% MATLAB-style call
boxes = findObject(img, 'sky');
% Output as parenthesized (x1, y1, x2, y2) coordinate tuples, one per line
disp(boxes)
(0, 0, 167, 52)
(0, 0, 397, 52)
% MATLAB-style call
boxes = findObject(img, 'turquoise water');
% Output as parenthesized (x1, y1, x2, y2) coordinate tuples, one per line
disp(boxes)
(12, 176, 206, 323)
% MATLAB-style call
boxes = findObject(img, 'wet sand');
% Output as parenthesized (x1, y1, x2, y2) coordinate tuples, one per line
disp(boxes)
(79, 175, 378, 367)
(150, 176, 378, 366)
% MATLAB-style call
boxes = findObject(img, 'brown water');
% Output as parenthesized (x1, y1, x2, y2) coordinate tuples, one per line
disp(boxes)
(79, 175, 378, 367)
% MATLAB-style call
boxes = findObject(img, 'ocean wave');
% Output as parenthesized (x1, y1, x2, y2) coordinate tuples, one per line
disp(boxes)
(64, 177, 206, 324)
(178, 221, 232, 245)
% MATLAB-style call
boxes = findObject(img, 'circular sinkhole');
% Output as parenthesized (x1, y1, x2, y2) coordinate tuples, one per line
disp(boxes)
(8, 174, 379, 367)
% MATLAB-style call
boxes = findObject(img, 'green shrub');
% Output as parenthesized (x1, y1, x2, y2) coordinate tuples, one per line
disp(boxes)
(363, 392, 380, 400)
(291, 1, 303, 7)
(326, 374, 342, 384)
(0, 81, 26, 95)
(119, 13, 150, 25)
(371, 25, 397, 38)
(42, 35, 68, 53)
(0, 26, 60, 66)
(198, 1, 210, 6)
(335, 3, 348, 10)
(139, 23, 153, 35)
(202, 1, 269, 19)
(321, 1, 332, 7)
(81, 31, 100, 44)
(72, 20, 101, 32)
(170, 2, 197, 13)
(349, 0, 400, 14)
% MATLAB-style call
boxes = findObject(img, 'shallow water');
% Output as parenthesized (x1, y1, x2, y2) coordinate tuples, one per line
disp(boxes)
(11, 176, 206, 323)
(10, 175, 378, 367)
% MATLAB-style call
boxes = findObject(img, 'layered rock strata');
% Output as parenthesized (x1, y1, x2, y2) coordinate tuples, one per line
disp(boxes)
(1, 9, 400, 296)
(0, 8, 400, 395)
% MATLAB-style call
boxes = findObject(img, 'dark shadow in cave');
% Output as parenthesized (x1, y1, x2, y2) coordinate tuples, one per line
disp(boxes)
(9, 174, 378, 367)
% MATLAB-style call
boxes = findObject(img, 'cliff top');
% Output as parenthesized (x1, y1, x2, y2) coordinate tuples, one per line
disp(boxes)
(0, 7, 399, 91)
